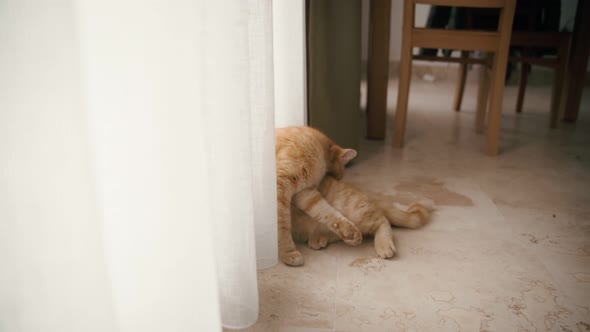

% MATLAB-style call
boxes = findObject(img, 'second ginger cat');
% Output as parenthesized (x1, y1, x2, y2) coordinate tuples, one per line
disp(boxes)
(291, 176, 432, 259)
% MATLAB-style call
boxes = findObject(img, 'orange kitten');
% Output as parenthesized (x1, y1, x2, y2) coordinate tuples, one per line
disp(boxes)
(292, 176, 432, 258)
(275, 127, 361, 266)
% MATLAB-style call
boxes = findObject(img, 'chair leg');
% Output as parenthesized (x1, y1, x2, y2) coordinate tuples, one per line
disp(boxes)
(453, 51, 469, 112)
(393, 46, 412, 148)
(515, 63, 530, 113)
(393, 0, 414, 148)
(485, 0, 515, 156)
(549, 68, 562, 128)
(550, 41, 568, 128)
(486, 58, 510, 155)
(487, 54, 510, 155)
(476, 60, 490, 133)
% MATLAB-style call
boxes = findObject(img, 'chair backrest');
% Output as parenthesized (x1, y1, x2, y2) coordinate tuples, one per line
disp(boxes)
(405, 0, 517, 53)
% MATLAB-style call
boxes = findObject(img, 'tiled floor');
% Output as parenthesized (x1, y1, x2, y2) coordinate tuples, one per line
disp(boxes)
(240, 78, 590, 331)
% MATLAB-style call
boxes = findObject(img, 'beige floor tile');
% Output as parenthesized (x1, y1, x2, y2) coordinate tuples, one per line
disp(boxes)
(239, 80, 590, 331)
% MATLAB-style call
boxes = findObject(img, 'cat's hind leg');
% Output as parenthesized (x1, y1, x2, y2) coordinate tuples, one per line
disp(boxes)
(373, 218, 397, 258)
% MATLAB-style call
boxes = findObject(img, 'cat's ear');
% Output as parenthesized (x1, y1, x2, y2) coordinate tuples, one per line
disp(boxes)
(339, 149, 357, 165)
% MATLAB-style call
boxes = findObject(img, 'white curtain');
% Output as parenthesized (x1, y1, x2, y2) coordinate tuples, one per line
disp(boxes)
(0, 0, 304, 330)
(273, 0, 308, 128)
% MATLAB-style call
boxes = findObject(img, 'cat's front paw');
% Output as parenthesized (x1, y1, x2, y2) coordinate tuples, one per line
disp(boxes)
(375, 237, 397, 259)
(330, 221, 362, 246)
(280, 249, 304, 266)
(308, 236, 329, 250)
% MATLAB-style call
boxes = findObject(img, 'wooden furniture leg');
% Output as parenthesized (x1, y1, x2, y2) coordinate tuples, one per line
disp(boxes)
(393, 0, 414, 148)
(392, 0, 516, 153)
(485, 0, 516, 156)
(515, 63, 530, 113)
(476, 58, 490, 133)
(453, 51, 469, 112)
(563, 0, 590, 122)
(457, 30, 571, 129)
(550, 38, 569, 128)
(366, 0, 391, 140)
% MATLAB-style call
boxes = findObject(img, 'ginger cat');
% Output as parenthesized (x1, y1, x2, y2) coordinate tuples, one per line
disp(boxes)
(291, 176, 432, 258)
(275, 127, 361, 266)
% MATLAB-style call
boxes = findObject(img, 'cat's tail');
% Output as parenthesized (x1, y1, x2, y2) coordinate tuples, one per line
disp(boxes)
(371, 194, 434, 229)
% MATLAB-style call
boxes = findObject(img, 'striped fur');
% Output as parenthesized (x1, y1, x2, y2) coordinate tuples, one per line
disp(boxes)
(275, 127, 360, 266)
(292, 176, 432, 259)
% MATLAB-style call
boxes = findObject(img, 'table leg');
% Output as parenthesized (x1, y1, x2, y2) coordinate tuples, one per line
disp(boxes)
(366, 0, 391, 139)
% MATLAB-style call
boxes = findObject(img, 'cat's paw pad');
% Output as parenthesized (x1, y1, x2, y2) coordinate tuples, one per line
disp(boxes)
(331, 221, 362, 246)
(280, 249, 304, 266)
(308, 236, 329, 250)
(375, 238, 397, 259)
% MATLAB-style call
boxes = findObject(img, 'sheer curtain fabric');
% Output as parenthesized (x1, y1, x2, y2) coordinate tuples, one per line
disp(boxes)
(0, 0, 302, 330)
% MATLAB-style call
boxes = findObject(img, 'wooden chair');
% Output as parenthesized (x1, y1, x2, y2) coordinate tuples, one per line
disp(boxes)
(393, 0, 516, 156)
(454, 33, 571, 129)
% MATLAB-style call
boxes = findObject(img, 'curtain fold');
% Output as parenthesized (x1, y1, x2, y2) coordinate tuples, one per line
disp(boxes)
(75, 1, 226, 331)
(0, 2, 119, 331)
(200, 0, 277, 328)
(273, 0, 308, 127)
(248, 0, 280, 271)
(1, 0, 284, 330)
